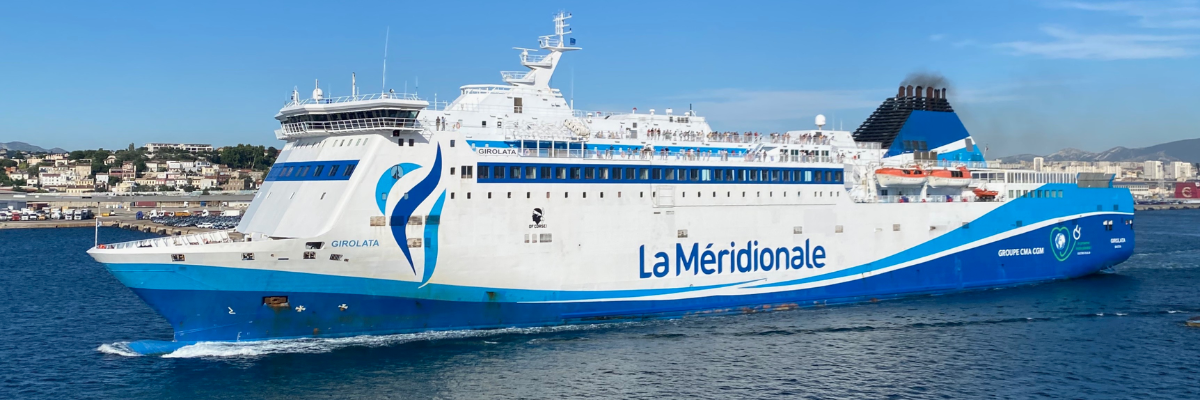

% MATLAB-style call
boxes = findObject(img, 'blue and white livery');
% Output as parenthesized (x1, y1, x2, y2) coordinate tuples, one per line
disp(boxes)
(88, 12, 1134, 355)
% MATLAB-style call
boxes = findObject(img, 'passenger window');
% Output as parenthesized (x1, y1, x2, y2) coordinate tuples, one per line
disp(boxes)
(556, 167, 567, 179)
(479, 166, 490, 179)
(328, 165, 340, 177)
(314, 165, 324, 176)
(343, 164, 356, 176)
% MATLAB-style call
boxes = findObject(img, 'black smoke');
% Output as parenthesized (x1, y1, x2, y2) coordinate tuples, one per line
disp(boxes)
(901, 71, 951, 89)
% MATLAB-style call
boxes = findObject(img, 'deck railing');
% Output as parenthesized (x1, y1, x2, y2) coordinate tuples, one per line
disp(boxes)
(96, 230, 236, 250)
(291, 92, 421, 106)
(489, 147, 841, 164)
(276, 117, 423, 138)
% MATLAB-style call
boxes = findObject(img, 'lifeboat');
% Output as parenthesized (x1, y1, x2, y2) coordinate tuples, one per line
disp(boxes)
(973, 188, 999, 200)
(875, 166, 927, 187)
(928, 166, 972, 188)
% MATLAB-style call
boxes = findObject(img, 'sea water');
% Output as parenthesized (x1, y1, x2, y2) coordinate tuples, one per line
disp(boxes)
(2, 210, 1199, 399)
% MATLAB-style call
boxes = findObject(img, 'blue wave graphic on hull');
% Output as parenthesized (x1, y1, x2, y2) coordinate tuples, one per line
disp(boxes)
(375, 162, 424, 214)
(389, 146, 443, 274)
(421, 190, 447, 287)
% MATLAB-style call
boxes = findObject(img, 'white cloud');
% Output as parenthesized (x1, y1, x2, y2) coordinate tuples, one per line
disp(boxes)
(995, 26, 1199, 59)
(1057, 1, 1200, 29)
(929, 34, 947, 42)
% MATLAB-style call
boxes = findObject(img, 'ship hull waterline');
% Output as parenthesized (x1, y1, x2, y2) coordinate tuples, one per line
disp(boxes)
(102, 214, 1132, 356)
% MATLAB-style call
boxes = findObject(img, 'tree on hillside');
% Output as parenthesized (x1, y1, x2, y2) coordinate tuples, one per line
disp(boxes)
(219, 144, 278, 171)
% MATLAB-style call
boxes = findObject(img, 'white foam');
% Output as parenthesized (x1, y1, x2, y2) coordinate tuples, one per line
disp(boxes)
(155, 323, 622, 359)
(96, 342, 142, 357)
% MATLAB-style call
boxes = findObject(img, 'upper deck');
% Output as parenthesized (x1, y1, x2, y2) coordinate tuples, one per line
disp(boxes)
(275, 92, 429, 139)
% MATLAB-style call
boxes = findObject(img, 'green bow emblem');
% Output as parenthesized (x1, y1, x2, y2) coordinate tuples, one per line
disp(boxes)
(1050, 226, 1074, 262)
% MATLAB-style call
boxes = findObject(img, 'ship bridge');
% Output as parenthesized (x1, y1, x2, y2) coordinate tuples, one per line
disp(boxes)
(275, 82, 429, 140)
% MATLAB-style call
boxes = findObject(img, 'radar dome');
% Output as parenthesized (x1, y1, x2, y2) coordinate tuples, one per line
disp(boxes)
(815, 114, 826, 129)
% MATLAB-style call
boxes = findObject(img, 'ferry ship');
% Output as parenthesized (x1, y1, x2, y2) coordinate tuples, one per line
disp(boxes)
(89, 13, 1135, 355)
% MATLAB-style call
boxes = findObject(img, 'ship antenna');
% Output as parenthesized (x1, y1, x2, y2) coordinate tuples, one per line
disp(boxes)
(382, 26, 390, 94)
(570, 66, 574, 110)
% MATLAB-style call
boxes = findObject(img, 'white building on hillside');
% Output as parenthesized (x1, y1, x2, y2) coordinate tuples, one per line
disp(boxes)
(145, 143, 214, 153)
(1168, 161, 1194, 181)
(1143, 160, 1164, 180)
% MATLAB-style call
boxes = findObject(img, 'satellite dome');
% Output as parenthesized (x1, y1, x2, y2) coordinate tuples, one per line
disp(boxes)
(815, 114, 826, 129)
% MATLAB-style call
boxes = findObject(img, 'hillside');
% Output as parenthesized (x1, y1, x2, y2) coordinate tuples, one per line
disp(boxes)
(1, 141, 67, 153)
(998, 138, 1200, 163)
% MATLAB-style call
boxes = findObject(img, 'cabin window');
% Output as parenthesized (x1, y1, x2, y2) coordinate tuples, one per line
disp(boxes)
(625, 168, 635, 180)
(450, 140, 456, 147)
(313, 165, 324, 176)
(408, 238, 422, 248)
(242, 253, 255, 261)
(652, 169, 662, 180)
(303, 251, 316, 260)
(510, 166, 522, 179)
(640, 168, 650, 180)
(305, 242, 324, 249)
(493, 166, 505, 179)
(665, 169, 675, 180)
(171, 254, 185, 262)
(584, 167, 595, 179)
(426, 215, 440, 225)
(514, 98, 523, 113)
(450, 167, 456, 176)
(525, 166, 537, 179)
(328, 165, 340, 176)
(409, 216, 422, 225)
(343, 164, 356, 176)
(408, 139, 415, 146)
(478, 167, 490, 179)
(570, 167, 581, 180)
(482, 121, 487, 127)
(539, 233, 553, 243)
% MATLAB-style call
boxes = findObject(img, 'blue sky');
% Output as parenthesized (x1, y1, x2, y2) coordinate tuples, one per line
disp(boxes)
(2, 0, 1198, 156)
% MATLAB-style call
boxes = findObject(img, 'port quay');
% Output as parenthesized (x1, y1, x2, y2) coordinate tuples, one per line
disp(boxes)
(0, 192, 254, 235)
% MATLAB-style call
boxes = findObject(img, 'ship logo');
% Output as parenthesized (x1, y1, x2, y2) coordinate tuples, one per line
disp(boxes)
(530, 208, 547, 228)
(1050, 225, 1080, 262)
(377, 145, 445, 286)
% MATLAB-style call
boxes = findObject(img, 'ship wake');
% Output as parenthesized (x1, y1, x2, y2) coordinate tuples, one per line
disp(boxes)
(96, 323, 623, 358)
